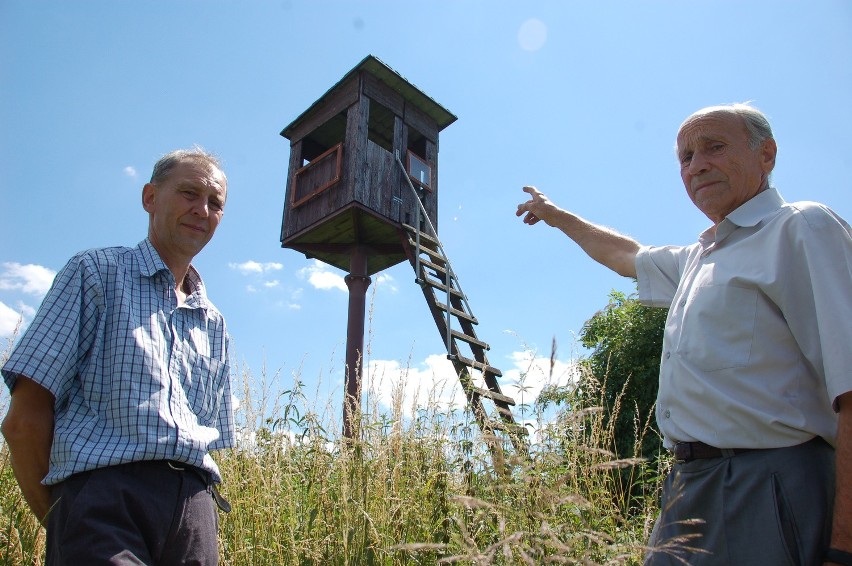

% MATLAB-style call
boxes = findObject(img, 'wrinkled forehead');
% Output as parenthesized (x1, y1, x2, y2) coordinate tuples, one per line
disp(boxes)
(676, 110, 747, 151)
(173, 160, 228, 200)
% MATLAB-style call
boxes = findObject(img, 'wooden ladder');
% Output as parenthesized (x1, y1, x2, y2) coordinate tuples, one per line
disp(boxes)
(398, 223, 529, 460)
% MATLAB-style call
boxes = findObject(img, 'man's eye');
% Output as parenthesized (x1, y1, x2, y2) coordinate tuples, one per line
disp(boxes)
(710, 144, 725, 152)
(680, 154, 692, 165)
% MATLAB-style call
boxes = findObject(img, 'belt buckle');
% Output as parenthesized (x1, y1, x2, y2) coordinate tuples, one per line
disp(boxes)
(674, 442, 692, 464)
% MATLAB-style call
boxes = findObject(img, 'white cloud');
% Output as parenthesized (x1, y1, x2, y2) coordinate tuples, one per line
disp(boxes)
(374, 273, 397, 292)
(364, 354, 464, 418)
(0, 262, 56, 296)
(123, 166, 138, 178)
(0, 301, 23, 338)
(229, 260, 284, 275)
(297, 260, 346, 292)
(20, 302, 35, 318)
(363, 349, 580, 422)
(498, 349, 579, 406)
(229, 260, 285, 296)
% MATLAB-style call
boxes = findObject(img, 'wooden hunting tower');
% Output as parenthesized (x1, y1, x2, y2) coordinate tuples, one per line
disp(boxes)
(280, 55, 455, 275)
(280, 56, 527, 457)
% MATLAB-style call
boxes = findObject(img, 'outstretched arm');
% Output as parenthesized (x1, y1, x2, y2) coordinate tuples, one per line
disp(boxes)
(516, 186, 641, 278)
(1, 376, 55, 525)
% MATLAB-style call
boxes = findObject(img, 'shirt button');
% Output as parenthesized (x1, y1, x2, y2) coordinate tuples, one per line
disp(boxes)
(664, 410, 671, 418)
(665, 352, 671, 359)
(679, 300, 687, 307)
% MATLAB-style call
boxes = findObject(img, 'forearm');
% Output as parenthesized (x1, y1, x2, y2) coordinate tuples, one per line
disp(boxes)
(5, 429, 53, 524)
(546, 208, 640, 278)
(831, 393, 852, 553)
(1, 378, 55, 525)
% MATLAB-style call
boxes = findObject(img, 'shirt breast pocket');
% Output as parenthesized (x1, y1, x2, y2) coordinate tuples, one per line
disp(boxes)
(188, 354, 228, 425)
(678, 284, 757, 372)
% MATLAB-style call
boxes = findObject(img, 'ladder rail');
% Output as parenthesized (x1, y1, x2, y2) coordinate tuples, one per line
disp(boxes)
(401, 233, 531, 457)
(394, 153, 530, 458)
(395, 150, 474, 353)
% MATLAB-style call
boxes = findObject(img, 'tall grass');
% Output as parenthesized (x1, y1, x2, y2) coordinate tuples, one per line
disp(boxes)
(0, 346, 664, 565)
(217, 354, 663, 565)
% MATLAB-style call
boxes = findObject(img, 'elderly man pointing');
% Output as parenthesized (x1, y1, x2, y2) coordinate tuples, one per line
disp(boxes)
(517, 103, 852, 565)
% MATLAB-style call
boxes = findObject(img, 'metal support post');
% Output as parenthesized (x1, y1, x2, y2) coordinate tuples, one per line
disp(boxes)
(342, 245, 371, 440)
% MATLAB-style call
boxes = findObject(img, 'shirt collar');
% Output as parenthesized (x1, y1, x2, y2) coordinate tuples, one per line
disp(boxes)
(700, 187, 786, 246)
(134, 239, 210, 308)
(184, 265, 209, 307)
(136, 238, 169, 277)
(725, 186, 786, 228)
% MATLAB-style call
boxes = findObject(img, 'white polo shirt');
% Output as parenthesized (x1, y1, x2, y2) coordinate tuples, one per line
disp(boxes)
(637, 187, 852, 449)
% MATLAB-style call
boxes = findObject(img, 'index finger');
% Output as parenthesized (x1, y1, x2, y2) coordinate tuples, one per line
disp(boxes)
(523, 185, 544, 201)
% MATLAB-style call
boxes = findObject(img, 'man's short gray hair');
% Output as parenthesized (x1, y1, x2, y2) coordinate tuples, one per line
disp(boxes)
(149, 146, 224, 184)
(681, 103, 774, 149)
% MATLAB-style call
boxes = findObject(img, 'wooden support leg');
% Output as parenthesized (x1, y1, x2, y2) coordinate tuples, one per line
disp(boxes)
(343, 246, 371, 441)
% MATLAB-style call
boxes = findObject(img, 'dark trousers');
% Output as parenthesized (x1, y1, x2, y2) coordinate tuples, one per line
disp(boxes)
(46, 460, 220, 566)
(645, 438, 834, 566)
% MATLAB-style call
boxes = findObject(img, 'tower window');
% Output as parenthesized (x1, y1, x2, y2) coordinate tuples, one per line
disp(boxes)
(406, 150, 431, 190)
(406, 126, 431, 191)
(299, 111, 346, 166)
(367, 98, 394, 153)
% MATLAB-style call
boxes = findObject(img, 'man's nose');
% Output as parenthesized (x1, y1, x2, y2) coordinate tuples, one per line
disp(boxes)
(688, 152, 710, 175)
(192, 201, 210, 217)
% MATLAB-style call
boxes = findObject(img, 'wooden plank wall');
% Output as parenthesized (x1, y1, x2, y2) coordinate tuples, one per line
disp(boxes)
(280, 138, 303, 241)
(363, 140, 399, 222)
(281, 98, 361, 240)
(286, 77, 359, 144)
(282, 68, 445, 242)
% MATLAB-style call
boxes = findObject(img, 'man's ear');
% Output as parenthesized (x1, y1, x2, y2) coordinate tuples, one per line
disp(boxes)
(142, 183, 156, 213)
(760, 137, 777, 174)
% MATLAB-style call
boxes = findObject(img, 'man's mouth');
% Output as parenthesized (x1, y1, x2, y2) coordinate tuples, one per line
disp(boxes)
(693, 180, 721, 194)
(182, 223, 207, 234)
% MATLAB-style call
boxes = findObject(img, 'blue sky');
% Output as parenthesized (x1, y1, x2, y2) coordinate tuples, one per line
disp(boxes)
(2, 1, 850, 431)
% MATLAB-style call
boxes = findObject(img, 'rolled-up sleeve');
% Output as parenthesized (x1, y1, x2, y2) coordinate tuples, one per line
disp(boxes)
(636, 244, 693, 308)
(2, 253, 102, 405)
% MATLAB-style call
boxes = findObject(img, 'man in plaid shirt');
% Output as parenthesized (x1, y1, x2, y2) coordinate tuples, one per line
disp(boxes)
(2, 147, 235, 565)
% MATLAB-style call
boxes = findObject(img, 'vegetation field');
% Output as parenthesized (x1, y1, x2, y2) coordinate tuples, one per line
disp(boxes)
(1, 294, 671, 565)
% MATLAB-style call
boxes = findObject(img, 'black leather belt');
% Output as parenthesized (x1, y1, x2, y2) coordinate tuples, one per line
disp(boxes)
(673, 442, 754, 463)
(165, 460, 231, 513)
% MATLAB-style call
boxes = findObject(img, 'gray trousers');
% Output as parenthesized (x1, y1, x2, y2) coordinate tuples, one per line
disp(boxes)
(645, 438, 834, 566)
(45, 460, 220, 566)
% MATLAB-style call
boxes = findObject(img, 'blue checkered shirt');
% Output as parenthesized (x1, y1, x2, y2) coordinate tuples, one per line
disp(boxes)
(1, 239, 235, 485)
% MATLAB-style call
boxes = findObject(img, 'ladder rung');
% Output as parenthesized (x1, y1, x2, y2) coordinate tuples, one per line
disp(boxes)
(419, 257, 448, 276)
(486, 420, 529, 436)
(435, 301, 477, 324)
(419, 275, 464, 298)
(494, 405, 515, 418)
(451, 330, 489, 350)
(449, 354, 503, 377)
(471, 386, 515, 406)
(407, 238, 446, 263)
(402, 224, 440, 247)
